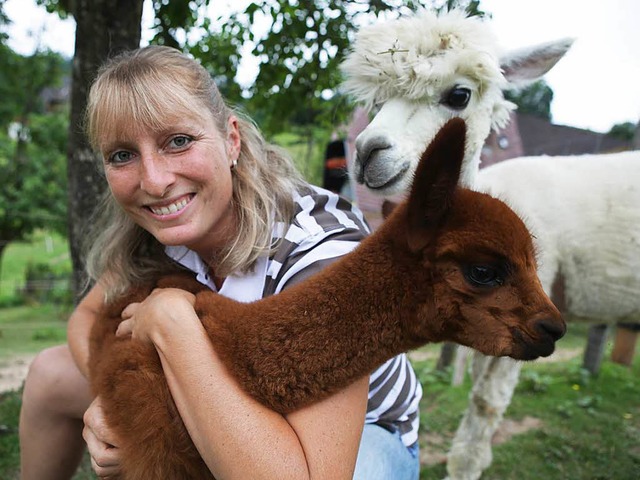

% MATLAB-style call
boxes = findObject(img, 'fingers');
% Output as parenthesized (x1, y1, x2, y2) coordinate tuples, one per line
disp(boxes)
(83, 423, 122, 477)
(118, 302, 139, 337)
(115, 319, 132, 337)
(121, 302, 140, 319)
(83, 397, 122, 477)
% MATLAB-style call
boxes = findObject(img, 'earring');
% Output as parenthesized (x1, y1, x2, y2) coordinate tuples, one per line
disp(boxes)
(231, 158, 238, 169)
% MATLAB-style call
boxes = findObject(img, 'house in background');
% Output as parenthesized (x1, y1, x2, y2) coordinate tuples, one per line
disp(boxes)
(481, 112, 633, 168)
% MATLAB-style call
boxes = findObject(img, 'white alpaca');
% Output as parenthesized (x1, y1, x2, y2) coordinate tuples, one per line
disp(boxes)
(340, 8, 573, 193)
(343, 8, 640, 480)
(477, 153, 640, 323)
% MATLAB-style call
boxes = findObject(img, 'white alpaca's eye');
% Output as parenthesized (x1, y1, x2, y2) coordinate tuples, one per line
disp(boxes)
(443, 87, 471, 110)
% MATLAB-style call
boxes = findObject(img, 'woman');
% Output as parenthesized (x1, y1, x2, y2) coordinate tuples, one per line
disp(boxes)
(19, 46, 422, 479)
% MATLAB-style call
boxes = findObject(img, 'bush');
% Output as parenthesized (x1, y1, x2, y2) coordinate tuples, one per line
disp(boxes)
(18, 261, 72, 306)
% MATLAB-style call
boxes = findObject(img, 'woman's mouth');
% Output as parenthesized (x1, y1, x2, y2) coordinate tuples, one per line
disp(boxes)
(147, 195, 193, 216)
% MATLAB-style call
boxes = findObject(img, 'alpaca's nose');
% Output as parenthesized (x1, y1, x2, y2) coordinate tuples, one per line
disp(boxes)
(535, 317, 566, 341)
(355, 135, 393, 171)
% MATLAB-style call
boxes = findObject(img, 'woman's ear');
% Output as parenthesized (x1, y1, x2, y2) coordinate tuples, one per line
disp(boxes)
(226, 115, 241, 166)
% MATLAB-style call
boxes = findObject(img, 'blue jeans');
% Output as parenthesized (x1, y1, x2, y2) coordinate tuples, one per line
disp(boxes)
(353, 424, 420, 480)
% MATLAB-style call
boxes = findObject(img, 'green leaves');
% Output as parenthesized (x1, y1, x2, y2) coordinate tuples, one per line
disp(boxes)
(505, 80, 555, 120)
(0, 46, 69, 248)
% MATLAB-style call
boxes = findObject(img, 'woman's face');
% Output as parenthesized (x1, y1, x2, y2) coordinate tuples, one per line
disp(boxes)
(101, 112, 241, 259)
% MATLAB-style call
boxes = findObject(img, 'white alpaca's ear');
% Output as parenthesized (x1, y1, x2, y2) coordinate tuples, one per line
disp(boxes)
(500, 37, 574, 87)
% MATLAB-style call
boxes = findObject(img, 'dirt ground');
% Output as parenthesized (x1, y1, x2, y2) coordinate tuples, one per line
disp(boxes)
(0, 354, 35, 394)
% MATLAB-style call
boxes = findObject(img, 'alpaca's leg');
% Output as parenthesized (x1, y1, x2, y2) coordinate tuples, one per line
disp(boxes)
(445, 353, 522, 480)
(19, 345, 92, 480)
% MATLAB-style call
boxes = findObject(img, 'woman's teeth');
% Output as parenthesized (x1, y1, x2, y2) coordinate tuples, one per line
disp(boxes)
(150, 197, 189, 215)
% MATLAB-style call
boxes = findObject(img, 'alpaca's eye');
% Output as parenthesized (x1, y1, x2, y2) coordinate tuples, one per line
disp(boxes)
(444, 87, 471, 110)
(464, 265, 504, 287)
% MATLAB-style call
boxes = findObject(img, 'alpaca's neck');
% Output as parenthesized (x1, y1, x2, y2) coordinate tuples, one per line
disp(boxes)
(207, 213, 432, 412)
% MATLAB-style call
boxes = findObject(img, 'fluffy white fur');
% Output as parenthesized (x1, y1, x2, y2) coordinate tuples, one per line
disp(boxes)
(478, 152, 640, 322)
(340, 9, 514, 130)
(340, 8, 573, 194)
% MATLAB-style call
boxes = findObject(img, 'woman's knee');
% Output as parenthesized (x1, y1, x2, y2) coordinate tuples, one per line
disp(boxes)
(23, 345, 91, 415)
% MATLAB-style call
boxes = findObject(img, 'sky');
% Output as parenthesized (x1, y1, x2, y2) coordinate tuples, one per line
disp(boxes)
(4, 0, 640, 133)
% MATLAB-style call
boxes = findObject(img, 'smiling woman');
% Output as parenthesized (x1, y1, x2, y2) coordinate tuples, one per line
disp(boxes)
(18, 45, 424, 480)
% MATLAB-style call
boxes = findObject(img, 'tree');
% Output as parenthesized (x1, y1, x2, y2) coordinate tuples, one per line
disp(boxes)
(608, 121, 636, 141)
(0, 45, 68, 294)
(0, 0, 8, 41)
(504, 79, 554, 120)
(37, 0, 145, 298)
(193, 1, 487, 135)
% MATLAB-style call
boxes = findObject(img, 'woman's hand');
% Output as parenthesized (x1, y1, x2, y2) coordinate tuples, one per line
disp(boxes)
(83, 396, 122, 478)
(116, 288, 197, 343)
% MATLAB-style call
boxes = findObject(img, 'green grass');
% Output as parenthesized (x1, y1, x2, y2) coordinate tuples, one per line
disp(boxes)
(414, 323, 640, 479)
(0, 230, 71, 305)
(0, 303, 71, 362)
(0, 389, 22, 476)
(0, 232, 75, 478)
(0, 389, 95, 480)
(272, 128, 331, 187)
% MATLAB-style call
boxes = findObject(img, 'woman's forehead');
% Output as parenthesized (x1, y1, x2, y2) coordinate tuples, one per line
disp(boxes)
(97, 109, 214, 151)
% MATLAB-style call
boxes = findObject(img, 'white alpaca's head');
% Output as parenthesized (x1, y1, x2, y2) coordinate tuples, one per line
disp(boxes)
(340, 9, 573, 195)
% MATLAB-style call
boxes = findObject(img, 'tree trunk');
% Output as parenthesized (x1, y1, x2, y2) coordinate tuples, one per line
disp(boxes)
(0, 242, 7, 298)
(67, 0, 143, 301)
(436, 342, 457, 371)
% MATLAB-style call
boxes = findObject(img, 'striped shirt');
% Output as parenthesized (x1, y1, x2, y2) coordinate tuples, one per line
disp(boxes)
(166, 184, 422, 447)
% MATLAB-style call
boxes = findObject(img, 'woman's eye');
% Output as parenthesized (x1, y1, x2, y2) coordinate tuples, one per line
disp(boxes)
(169, 135, 192, 149)
(464, 265, 504, 288)
(443, 87, 471, 110)
(108, 151, 134, 164)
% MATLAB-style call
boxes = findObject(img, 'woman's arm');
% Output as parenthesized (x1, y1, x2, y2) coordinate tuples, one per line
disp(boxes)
(67, 283, 105, 378)
(118, 288, 368, 480)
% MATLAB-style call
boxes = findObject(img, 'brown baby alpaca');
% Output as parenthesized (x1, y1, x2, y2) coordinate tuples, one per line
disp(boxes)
(89, 119, 565, 479)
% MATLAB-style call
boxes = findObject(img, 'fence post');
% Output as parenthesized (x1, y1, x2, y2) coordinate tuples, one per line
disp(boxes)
(582, 324, 609, 375)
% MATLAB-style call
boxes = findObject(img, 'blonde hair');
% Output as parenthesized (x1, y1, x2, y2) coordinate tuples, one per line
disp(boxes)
(83, 46, 306, 299)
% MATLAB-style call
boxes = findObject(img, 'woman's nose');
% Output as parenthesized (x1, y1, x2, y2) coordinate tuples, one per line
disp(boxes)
(139, 155, 176, 197)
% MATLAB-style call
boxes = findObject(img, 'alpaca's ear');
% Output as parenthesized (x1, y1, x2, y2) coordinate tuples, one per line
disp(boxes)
(406, 118, 466, 251)
(500, 38, 574, 87)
